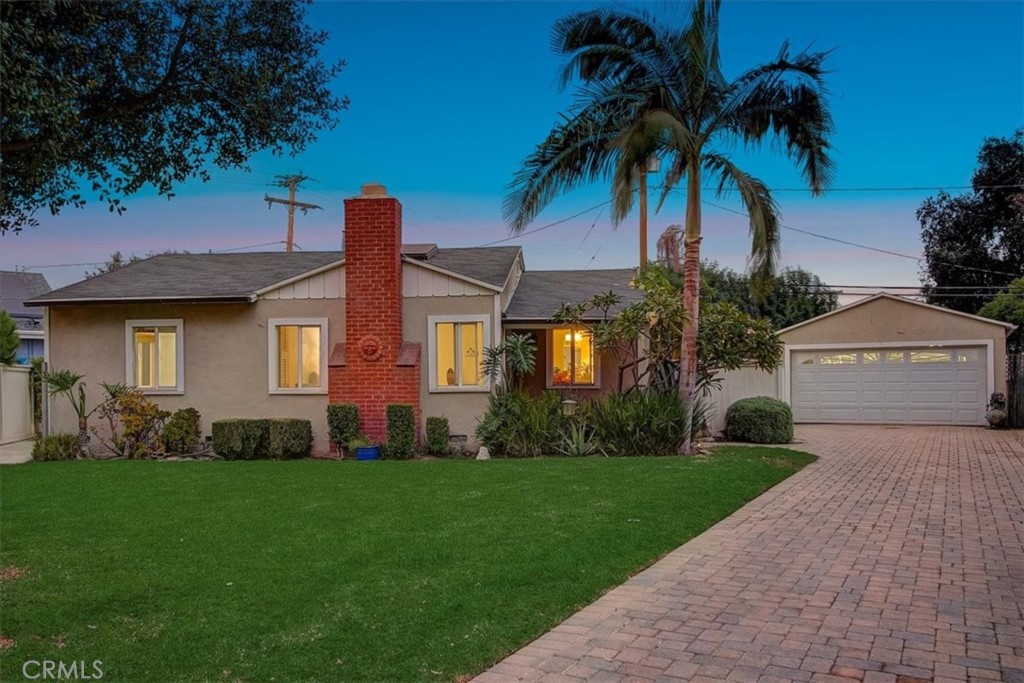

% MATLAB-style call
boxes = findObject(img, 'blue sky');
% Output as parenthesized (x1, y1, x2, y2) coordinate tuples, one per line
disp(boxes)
(2, 1, 1022, 289)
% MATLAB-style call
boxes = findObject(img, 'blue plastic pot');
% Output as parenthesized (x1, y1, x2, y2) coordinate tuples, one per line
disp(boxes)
(354, 445, 380, 461)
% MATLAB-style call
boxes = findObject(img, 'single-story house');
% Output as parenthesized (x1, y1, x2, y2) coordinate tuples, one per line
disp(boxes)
(709, 293, 1015, 432)
(27, 183, 638, 453)
(1, 270, 51, 363)
(27, 183, 1015, 453)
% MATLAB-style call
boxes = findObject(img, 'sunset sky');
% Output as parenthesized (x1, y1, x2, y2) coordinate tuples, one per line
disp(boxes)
(2, 1, 1022, 290)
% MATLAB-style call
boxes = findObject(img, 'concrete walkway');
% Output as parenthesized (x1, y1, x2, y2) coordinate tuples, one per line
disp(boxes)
(0, 439, 33, 464)
(474, 426, 1024, 683)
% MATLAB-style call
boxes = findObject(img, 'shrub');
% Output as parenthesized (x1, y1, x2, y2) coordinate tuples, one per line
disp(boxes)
(0, 309, 18, 365)
(212, 419, 270, 460)
(326, 403, 360, 451)
(32, 433, 80, 461)
(93, 384, 167, 459)
(475, 389, 564, 457)
(425, 416, 450, 456)
(587, 390, 699, 456)
(385, 404, 416, 459)
(164, 407, 202, 454)
(725, 396, 793, 444)
(268, 418, 313, 459)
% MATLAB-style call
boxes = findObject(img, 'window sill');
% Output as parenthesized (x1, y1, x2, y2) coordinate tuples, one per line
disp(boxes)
(546, 384, 601, 391)
(269, 389, 328, 396)
(429, 386, 491, 394)
(139, 389, 184, 396)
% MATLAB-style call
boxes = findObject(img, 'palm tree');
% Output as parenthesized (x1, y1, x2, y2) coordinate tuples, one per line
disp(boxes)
(504, 1, 833, 451)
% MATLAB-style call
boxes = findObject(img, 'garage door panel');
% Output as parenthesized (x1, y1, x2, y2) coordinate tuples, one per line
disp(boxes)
(792, 345, 986, 426)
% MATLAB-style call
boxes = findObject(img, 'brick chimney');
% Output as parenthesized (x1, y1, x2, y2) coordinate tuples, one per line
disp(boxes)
(328, 183, 421, 446)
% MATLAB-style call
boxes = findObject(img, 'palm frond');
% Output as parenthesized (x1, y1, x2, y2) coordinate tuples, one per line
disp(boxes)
(702, 153, 781, 298)
(503, 105, 622, 233)
(718, 45, 835, 194)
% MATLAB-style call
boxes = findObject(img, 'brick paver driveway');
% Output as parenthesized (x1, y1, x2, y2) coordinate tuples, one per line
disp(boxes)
(475, 426, 1024, 683)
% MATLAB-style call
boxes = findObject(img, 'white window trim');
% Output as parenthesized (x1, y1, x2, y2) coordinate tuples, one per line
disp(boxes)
(124, 319, 185, 395)
(546, 326, 601, 390)
(428, 314, 491, 393)
(268, 317, 329, 395)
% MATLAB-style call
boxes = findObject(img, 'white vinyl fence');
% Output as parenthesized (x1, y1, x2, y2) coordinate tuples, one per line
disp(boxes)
(706, 365, 782, 437)
(0, 365, 34, 445)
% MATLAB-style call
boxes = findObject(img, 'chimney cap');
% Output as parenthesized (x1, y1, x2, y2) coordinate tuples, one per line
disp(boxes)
(360, 183, 388, 197)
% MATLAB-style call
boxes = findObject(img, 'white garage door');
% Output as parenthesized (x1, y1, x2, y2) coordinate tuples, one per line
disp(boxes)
(791, 347, 987, 425)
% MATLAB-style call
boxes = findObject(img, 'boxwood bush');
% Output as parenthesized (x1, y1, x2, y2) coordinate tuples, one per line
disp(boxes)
(425, 416, 450, 456)
(32, 433, 80, 461)
(725, 397, 794, 444)
(385, 404, 416, 459)
(326, 403, 359, 452)
(164, 407, 201, 454)
(268, 418, 313, 459)
(212, 419, 269, 460)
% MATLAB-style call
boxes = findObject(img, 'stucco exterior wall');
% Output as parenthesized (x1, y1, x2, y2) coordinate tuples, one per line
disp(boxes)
(779, 297, 1010, 393)
(403, 295, 497, 447)
(47, 300, 345, 454)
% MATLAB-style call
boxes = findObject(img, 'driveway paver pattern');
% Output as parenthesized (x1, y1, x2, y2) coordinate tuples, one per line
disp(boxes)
(474, 426, 1024, 683)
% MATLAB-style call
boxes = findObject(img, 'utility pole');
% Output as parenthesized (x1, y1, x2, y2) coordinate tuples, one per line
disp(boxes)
(264, 174, 321, 252)
(638, 156, 660, 266)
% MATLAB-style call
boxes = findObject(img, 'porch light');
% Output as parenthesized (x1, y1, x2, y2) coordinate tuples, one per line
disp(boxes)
(561, 399, 578, 417)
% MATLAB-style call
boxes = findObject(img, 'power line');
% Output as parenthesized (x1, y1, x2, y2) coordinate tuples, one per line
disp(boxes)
(477, 198, 616, 247)
(214, 241, 290, 253)
(702, 199, 1021, 279)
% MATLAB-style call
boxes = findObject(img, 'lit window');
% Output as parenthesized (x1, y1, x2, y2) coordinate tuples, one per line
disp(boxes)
(551, 327, 595, 386)
(125, 320, 183, 393)
(910, 350, 951, 364)
(886, 351, 905, 363)
(819, 353, 857, 365)
(269, 318, 328, 393)
(862, 352, 881, 364)
(428, 315, 490, 391)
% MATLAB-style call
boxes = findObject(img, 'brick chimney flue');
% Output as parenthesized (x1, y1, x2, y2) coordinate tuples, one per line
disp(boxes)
(328, 183, 421, 447)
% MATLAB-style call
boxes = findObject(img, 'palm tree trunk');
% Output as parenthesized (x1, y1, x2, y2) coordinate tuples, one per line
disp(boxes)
(77, 417, 89, 459)
(679, 162, 702, 454)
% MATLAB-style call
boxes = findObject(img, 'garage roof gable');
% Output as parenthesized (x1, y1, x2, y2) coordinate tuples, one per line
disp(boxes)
(777, 293, 1017, 336)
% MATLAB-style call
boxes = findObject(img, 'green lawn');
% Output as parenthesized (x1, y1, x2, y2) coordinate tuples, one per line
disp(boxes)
(0, 448, 815, 682)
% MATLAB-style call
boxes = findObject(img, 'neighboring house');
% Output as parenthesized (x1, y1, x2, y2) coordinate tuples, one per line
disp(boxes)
(0, 270, 51, 363)
(710, 293, 1015, 433)
(27, 184, 641, 453)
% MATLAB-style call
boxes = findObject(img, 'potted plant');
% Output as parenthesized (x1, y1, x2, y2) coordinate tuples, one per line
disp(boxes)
(349, 434, 380, 461)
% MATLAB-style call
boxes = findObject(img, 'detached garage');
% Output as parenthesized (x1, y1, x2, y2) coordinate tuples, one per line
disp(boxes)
(777, 294, 1014, 426)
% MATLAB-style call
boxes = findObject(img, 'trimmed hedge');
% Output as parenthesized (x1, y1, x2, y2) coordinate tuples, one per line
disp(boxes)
(32, 433, 79, 461)
(212, 419, 269, 460)
(425, 416, 449, 456)
(268, 419, 313, 460)
(164, 407, 201, 454)
(385, 404, 416, 459)
(725, 396, 793, 444)
(327, 403, 359, 451)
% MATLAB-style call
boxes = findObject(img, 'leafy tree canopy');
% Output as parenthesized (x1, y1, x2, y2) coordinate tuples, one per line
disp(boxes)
(701, 261, 838, 329)
(977, 277, 1024, 352)
(918, 130, 1023, 313)
(0, 309, 19, 365)
(1, 0, 347, 233)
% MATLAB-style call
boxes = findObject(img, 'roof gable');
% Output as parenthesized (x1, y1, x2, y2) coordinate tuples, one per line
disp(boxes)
(777, 293, 1016, 335)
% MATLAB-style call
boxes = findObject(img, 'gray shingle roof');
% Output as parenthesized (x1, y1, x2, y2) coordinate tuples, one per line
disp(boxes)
(427, 246, 521, 288)
(1, 271, 52, 320)
(504, 269, 641, 321)
(26, 246, 523, 305)
(28, 253, 346, 305)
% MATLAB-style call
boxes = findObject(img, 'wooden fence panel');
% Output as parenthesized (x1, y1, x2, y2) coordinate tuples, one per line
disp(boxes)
(1007, 354, 1024, 429)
